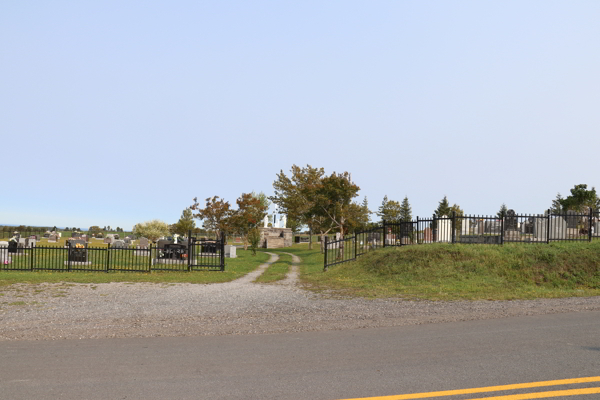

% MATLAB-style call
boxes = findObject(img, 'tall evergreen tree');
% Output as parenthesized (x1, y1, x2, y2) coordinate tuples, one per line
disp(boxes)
(550, 193, 563, 214)
(399, 196, 412, 222)
(434, 196, 451, 218)
(496, 203, 508, 218)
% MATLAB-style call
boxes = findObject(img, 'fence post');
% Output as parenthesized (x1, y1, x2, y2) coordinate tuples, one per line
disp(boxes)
(546, 209, 551, 244)
(68, 240, 72, 272)
(323, 236, 328, 272)
(188, 229, 192, 271)
(452, 211, 456, 244)
(501, 211, 505, 245)
(433, 213, 437, 243)
(589, 208, 593, 242)
(30, 242, 34, 271)
(382, 219, 386, 248)
(106, 243, 111, 272)
(220, 234, 226, 271)
(354, 233, 357, 260)
(148, 243, 153, 272)
(416, 216, 420, 244)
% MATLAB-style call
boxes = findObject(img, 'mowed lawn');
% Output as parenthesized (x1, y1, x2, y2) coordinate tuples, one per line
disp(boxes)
(0, 248, 270, 286)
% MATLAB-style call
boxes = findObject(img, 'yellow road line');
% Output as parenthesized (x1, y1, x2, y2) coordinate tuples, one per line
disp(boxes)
(340, 376, 600, 400)
(470, 387, 600, 399)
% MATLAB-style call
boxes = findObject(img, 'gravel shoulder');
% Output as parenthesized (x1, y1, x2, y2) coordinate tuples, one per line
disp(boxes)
(2, 255, 600, 341)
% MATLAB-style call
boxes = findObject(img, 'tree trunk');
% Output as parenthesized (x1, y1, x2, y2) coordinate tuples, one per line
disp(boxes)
(308, 228, 313, 250)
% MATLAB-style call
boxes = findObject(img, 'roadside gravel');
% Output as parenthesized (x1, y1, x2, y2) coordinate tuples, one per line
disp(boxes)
(2, 253, 600, 341)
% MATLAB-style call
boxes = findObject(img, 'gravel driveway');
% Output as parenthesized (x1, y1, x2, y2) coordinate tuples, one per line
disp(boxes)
(2, 252, 600, 341)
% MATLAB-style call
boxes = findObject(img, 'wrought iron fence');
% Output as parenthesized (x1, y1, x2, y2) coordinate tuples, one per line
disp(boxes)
(324, 209, 600, 270)
(0, 234, 225, 272)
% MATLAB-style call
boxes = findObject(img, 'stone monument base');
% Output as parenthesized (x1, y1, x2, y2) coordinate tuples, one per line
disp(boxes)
(259, 228, 292, 249)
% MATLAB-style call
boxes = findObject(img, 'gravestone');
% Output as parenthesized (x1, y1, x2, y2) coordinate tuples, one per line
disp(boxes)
(72, 232, 81, 239)
(224, 245, 237, 258)
(566, 210, 578, 229)
(43, 231, 51, 239)
(461, 219, 471, 235)
(484, 220, 502, 234)
(423, 227, 433, 243)
(437, 219, 452, 242)
(505, 210, 518, 231)
(549, 216, 567, 239)
(68, 240, 88, 263)
(533, 216, 547, 241)
(104, 237, 113, 244)
(138, 237, 149, 248)
(112, 240, 126, 248)
(0, 242, 10, 264)
(48, 234, 58, 242)
(124, 237, 132, 245)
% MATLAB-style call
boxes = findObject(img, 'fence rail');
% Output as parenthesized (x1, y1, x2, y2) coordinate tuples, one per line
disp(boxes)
(324, 209, 600, 270)
(0, 234, 225, 272)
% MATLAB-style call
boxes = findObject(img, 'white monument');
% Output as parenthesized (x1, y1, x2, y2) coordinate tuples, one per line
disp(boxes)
(263, 215, 269, 228)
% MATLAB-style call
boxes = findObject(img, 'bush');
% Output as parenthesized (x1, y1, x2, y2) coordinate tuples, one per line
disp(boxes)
(248, 227, 261, 256)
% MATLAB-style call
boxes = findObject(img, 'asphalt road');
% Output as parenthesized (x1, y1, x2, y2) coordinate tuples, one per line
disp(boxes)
(1, 311, 599, 400)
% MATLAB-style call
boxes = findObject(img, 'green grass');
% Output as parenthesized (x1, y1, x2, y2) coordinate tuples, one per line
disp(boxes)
(255, 252, 292, 283)
(308, 241, 600, 300)
(0, 249, 270, 286)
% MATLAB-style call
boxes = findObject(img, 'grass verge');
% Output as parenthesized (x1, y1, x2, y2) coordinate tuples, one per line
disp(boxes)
(255, 252, 292, 283)
(0, 249, 270, 286)
(305, 241, 600, 300)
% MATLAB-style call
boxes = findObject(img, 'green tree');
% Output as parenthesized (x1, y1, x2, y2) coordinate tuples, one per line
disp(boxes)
(434, 196, 452, 218)
(399, 196, 412, 222)
(559, 184, 600, 212)
(190, 196, 232, 240)
(132, 220, 170, 242)
(88, 226, 102, 236)
(231, 192, 268, 250)
(271, 165, 327, 250)
(172, 208, 196, 236)
(450, 203, 465, 233)
(496, 203, 508, 219)
(376, 195, 402, 222)
(550, 193, 564, 214)
(314, 171, 361, 240)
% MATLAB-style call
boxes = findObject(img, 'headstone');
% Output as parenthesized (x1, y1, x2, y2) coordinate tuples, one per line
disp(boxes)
(72, 232, 81, 239)
(48, 234, 58, 242)
(124, 237, 132, 245)
(234, 237, 242, 243)
(549, 216, 567, 239)
(104, 237, 112, 244)
(43, 231, 50, 239)
(423, 227, 433, 243)
(224, 244, 237, 258)
(533, 216, 547, 241)
(112, 240, 126, 248)
(437, 219, 452, 242)
(566, 210, 578, 229)
(138, 237, 149, 248)
(505, 210, 518, 231)
(461, 219, 471, 235)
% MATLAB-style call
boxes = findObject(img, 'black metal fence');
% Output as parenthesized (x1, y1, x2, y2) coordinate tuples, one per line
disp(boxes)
(0, 234, 226, 273)
(324, 209, 600, 270)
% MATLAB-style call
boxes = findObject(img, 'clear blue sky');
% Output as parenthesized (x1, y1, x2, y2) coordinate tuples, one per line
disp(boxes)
(2, 1, 599, 230)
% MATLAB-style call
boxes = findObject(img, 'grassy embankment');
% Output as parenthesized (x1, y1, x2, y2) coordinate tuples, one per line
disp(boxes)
(282, 241, 600, 300)
(0, 249, 270, 287)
